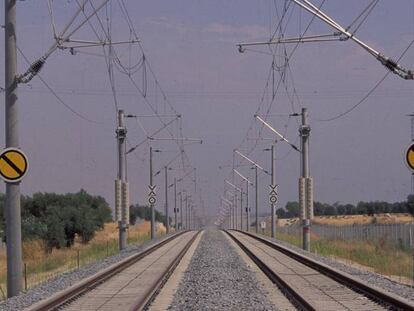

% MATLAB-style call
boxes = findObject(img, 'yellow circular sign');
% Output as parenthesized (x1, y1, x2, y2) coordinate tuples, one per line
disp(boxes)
(0, 148, 28, 183)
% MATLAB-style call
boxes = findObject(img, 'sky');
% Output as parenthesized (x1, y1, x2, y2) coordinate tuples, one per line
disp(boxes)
(1, 0, 414, 224)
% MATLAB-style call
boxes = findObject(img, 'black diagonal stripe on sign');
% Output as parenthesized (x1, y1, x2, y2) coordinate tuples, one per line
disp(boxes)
(0, 153, 24, 176)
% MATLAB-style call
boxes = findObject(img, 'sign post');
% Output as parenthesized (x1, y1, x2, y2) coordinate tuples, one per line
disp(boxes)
(404, 142, 414, 288)
(0, 146, 28, 297)
(260, 220, 266, 235)
(269, 184, 278, 205)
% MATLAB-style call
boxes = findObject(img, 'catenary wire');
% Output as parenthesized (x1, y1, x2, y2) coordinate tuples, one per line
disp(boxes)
(317, 38, 414, 122)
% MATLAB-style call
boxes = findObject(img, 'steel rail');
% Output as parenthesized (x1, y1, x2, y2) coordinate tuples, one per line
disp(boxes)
(225, 230, 312, 310)
(226, 230, 414, 311)
(130, 230, 200, 310)
(26, 231, 191, 311)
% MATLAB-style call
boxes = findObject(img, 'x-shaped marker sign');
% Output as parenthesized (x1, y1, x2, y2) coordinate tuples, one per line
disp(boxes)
(148, 185, 157, 197)
(269, 184, 278, 196)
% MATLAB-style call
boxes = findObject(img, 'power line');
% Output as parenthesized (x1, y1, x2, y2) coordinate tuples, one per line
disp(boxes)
(346, 0, 379, 34)
(76, 0, 201, 195)
(317, 38, 414, 122)
(17, 46, 106, 125)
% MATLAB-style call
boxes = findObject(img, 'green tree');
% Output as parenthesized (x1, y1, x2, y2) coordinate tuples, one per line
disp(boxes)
(276, 208, 287, 218)
(44, 206, 67, 251)
(407, 194, 414, 216)
(129, 204, 165, 224)
(285, 201, 300, 218)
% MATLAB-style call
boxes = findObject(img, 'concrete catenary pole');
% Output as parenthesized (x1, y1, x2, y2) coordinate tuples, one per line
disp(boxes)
(174, 178, 177, 230)
(232, 190, 238, 230)
(234, 192, 238, 229)
(5, 0, 22, 297)
(188, 204, 191, 230)
(240, 189, 243, 230)
(189, 205, 192, 230)
(271, 144, 276, 238)
(409, 113, 414, 288)
(255, 166, 259, 233)
(300, 107, 312, 251)
(164, 166, 169, 233)
(190, 205, 193, 229)
(184, 194, 188, 229)
(117, 110, 127, 250)
(150, 147, 155, 239)
(246, 180, 250, 232)
(179, 191, 183, 230)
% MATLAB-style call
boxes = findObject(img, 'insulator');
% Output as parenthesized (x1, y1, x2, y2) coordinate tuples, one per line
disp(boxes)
(115, 179, 121, 222)
(299, 178, 306, 220)
(30, 58, 45, 74)
(122, 181, 130, 225)
(306, 178, 314, 220)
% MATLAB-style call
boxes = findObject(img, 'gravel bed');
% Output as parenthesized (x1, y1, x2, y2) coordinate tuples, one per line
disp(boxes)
(253, 231, 414, 303)
(169, 229, 279, 311)
(0, 232, 178, 311)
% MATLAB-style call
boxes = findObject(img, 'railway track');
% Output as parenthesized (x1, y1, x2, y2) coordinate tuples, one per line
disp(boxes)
(25, 230, 200, 311)
(226, 230, 414, 311)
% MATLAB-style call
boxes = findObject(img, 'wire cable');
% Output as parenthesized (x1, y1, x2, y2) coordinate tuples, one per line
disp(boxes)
(317, 38, 414, 122)
(17, 45, 105, 125)
(345, 0, 379, 35)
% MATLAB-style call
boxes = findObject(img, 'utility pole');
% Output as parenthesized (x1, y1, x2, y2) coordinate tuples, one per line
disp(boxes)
(180, 191, 183, 230)
(150, 147, 155, 239)
(228, 205, 232, 229)
(184, 195, 188, 229)
(246, 180, 250, 232)
(408, 113, 414, 288)
(164, 166, 169, 233)
(174, 178, 178, 231)
(190, 204, 193, 229)
(5, 0, 22, 297)
(234, 195, 239, 230)
(188, 203, 191, 230)
(271, 144, 276, 238)
(190, 205, 193, 229)
(188, 199, 192, 229)
(255, 166, 259, 233)
(116, 110, 128, 250)
(299, 107, 312, 251)
(234, 192, 237, 229)
(409, 113, 414, 193)
(240, 189, 243, 230)
(189, 205, 191, 229)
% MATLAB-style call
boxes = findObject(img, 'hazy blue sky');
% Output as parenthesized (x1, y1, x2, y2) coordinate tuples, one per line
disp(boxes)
(1, 1, 414, 221)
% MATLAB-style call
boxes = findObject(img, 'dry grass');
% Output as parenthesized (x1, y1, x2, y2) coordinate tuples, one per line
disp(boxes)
(277, 213, 413, 227)
(271, 231, 413, 285)
(0, 221, 163, 298)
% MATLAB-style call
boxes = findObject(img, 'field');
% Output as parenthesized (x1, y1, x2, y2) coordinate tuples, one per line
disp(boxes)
(0, 221, 167, 299)
(273, 231, 413, 285)
(277, 213, 413, 227)
(266, 213, 414, 286)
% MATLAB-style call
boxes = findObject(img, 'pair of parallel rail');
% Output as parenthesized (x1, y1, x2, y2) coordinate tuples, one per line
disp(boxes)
(25, 231, 199, 311)
(24, 229, 414, 310)
(226, 230, 414, 311)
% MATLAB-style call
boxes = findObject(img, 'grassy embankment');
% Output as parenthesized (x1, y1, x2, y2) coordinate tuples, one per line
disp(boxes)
(274, 232, 413, 282)
(271, 214, 414, 285)
(0, 221, 166, 299)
